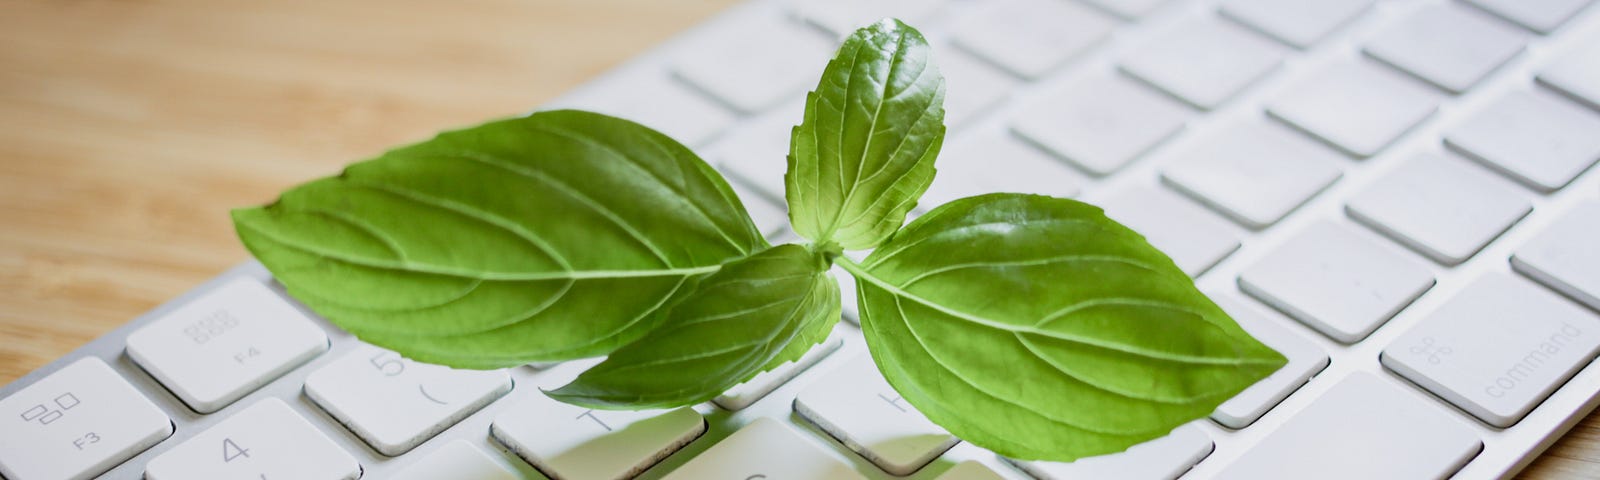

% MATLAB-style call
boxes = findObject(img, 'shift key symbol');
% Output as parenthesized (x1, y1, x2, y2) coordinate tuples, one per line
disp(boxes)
(1410, 337, 1452, 364)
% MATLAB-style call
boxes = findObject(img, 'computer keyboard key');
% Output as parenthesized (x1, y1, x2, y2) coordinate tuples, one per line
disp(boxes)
(1383, 274, 1600, 428)
(1267, 61, 1443, 157)
(1082, 0, 1173, 20)
(662, 418, 865, 480)
(714, 332, 843, 411)
(1464, 0, 1596, 33)
(1007, 424, 1212, 480)
(1239, 221, 1435, 343)
(1119, 18, 1289, 109)
(1514, 201, 1600, 312)
(921, 133, 1087, 210)
(1444, 89, 1600, 192)
(1096, 185, 1241, 277)
(0, 357, 173, 480)
(795, 354, 959, 476)
(726, 179, 789, 239)
(394, 440, 516, 480)
(492, 393, 704, 479)
(1216, 373, 1480, 479)
(790, 0, 947, 38)
(552, 73, 736, 148)
(713, 118, 794, 202)
(935, 460, 1008, 480)
(952, 0, 1118, 79)
(1220, 0, 1375, 48)
(1346, 152, 1531, 265)
(144, 398, 359, 480)
(1209, 296, 1329, 429)
(1539, 40, 1600, 110)
(1161, 119, 1343, 229)
(673, 16, 835, 113)
(1012, 75, 1190, 176)
(126, 278, 329, 413)
(940, 49, 1018, 128)
(304, 344, 513, 456)
(1362, 4, 1528, 93)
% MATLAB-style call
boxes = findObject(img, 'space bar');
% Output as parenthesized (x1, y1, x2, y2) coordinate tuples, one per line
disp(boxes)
(1216, 373, 1481, 480)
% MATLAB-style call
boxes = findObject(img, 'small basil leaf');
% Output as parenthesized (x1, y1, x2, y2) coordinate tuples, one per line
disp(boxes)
(843, 194, 1285, 461)
(232, 110, 768, 369)
(787, 18, 946, 250)
(547, 244, 840, 409)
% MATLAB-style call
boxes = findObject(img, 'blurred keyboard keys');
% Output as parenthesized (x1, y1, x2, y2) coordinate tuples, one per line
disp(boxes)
(953, 0, 1117, 79)
(1513, 202, 1600, 311)
(1346, 152, 1531, 265)
(1012, 75, 1190, 176)
(1267, 61, 1443, 157)
(1120, 18, 1288, 109)
(1362, 4, 1528, 93)
(1162, 119, 1343, 229)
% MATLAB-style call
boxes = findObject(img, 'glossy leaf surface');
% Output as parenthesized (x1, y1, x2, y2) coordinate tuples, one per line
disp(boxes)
(787, 18, 946, 250)
(233, 110, 767, 368)
(547, 244, 840, 409)
(844, 194, 1285, 461)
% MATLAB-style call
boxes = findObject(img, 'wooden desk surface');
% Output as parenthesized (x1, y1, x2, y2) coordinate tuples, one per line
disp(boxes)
(1, 0, 1597, 477)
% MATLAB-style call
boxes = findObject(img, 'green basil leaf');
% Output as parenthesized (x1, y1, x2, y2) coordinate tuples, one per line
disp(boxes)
(232, 110, 768, 369)
(547, 243, 840, 409)
(841, 194, 1285, 461)
(787, 18, 946, 250)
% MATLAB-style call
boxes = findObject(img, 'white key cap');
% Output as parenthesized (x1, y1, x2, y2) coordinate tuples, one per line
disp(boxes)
(1267, 61, 1443, 157)
(551, 73, 736, 147)
(727, 179, 790, 239)
(1239, 221, 1435, 343)
(713, 117, 794, 200)
(1363, 4, 1528, 93)
(1539, 40, 1600, 110)
(1096, 185, 1242, 277)
(1161, 119, 1344, 229)
(1220, 0, 1375, 48)
(941, 49, 1018, 128)
(1216, 373, 1480, 480)
(1120, 18, 1288, 109)
(1007, 424, 1213, 480)
(664, 418, 865, 480)
(1514, 201, 1600, 311)
(126, 278, 328, 413)
(144, 399, 359, 480)
(1444, 89, 1600, 192)
(0, 358, 172, 480)
(922, 133, 1087, 210)
(1383, 274, 1600, 428)
(394, 441, 516, 480)
(304, 345, 512, 455)
(673, 16, 835, 113)
(795, 355, 958, 475)
(1464, 0, 1596, 33)
(1209, 296, 1329, 428)
(953, 0, 1118, 79)
(491, 395, 704, 480)
(790, 0, 947, 38)
(1346, 152, 1531, 265)
(936, 460, 1008, 480)
(715, 332, 844, 411)
(1082, 0, 1172, 20)
(1012, 75, 1190, 176)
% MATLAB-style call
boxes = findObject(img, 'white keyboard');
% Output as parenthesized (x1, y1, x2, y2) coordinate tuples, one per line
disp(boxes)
(5, 0, 1600, 478)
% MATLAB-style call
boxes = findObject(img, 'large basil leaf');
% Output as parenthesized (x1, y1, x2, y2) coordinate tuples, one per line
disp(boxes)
(787, 18, 945, 251)
(841, 194, 1285, 461)
(232, 110, 768, 369)
(547, 244, 840, 409)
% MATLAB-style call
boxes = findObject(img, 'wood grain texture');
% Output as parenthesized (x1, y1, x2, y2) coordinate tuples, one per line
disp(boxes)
(0, 0, 1595, 478)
